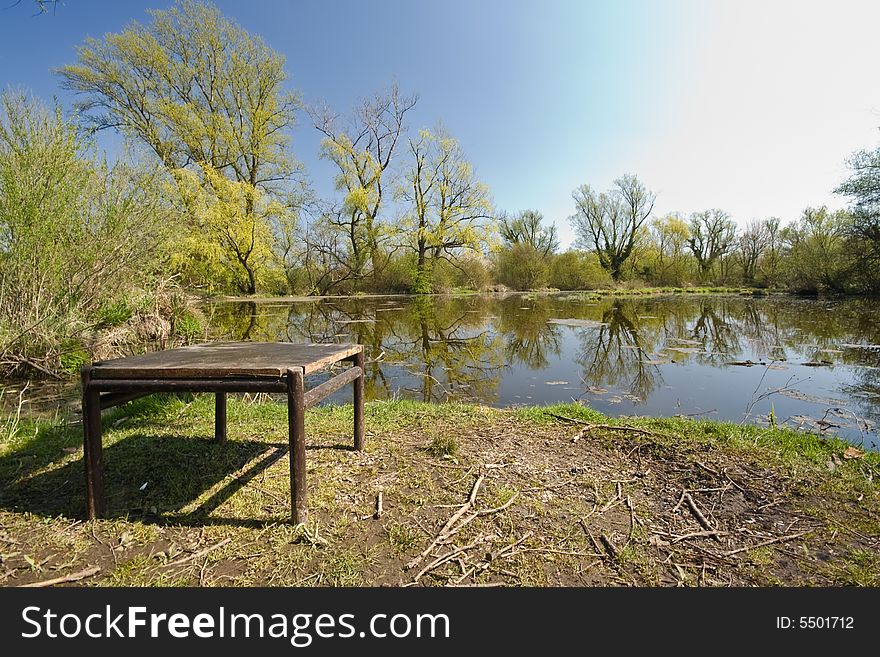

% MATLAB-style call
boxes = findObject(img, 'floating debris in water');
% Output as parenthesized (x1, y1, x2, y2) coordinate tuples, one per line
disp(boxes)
(545, 381, 569, 386)
(547, 318, 607, 327)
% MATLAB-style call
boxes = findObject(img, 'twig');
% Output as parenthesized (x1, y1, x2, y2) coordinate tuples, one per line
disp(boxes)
(626, 495, 638, 541)
(599, 533, 619, 560)
(374, 492, 383, 520)
(723, 531, 809, 557)
(547, 413, 662, 438)
(655, 530, 729, 543)
(20, 565, 100, 587)
(406, 476, 484, 569)
(411, 536, 488, 583)
(164, 538, 231, 568)
(681, 492, 720, 541)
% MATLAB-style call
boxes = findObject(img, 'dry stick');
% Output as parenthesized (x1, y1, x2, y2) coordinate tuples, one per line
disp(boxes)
(625, 495, 638, 542)
(681, 492, 721, 542)
(164, 538, 232, 568)
(581, 522, 603, 555)
(662, 530, 729, 543)
(430, 492, 521, 547)
(518, 547, 603, 558)
(723, 531, 810, 557)
(454, 532, 533, 584)
(21, 565, 101, 587)
(546, 413, 662, 438)
(406, 475, 485, 570)
(374, 492, 384, 520)
(599, 534, 619, 560)
(411, 536, 488, 583)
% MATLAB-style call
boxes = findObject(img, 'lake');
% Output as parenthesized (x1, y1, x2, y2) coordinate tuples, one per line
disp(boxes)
(205, 292, 880, 450)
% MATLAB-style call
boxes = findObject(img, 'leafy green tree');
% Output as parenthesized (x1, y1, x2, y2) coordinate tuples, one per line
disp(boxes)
(402, 126, 494, 293)
(570, 174, 656, 280)
(836, 147, 880, 293)
(494, 243, 549, 290)
(782, 206, 850, 293)
(58, 0, 301, 294)
(649, 213, 691, 285)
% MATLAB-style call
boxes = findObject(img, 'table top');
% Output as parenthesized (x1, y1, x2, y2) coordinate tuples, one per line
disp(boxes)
(91, 342, 362, 379)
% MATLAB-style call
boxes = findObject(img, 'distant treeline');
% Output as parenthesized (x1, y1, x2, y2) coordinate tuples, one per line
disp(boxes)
(2, 0, 880, 376)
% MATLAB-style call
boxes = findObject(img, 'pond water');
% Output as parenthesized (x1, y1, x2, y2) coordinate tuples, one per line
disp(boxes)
(204, 293, 880, 450)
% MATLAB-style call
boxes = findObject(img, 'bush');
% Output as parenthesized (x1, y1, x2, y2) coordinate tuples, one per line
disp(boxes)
(548, 250, 613, 290)
(0, 91, 170, 376)
(493, 243, 549, 290)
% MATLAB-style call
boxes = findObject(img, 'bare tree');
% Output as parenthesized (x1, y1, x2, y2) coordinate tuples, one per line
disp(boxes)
(735, 220, 768, 284)
(402, 126, 494, 292)
(688, 209, 736, 279)
(570, 174, 655, 280)
(498, 210, 559, 256)
(309, 82, 418, 285)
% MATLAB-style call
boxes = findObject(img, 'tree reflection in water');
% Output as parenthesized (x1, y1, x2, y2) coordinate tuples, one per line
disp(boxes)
(203, 293, 880, 446)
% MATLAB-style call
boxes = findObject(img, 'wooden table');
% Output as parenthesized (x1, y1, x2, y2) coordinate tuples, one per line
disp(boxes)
(80, 342, 365, 524)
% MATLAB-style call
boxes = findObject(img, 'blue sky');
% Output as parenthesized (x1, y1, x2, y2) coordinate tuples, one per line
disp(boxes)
(2, 0, 879, 248)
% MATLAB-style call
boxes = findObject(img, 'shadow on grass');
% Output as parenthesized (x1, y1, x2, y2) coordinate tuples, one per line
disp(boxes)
(0, 421, 356, 528)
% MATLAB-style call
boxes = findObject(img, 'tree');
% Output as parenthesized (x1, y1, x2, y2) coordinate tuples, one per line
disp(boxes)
(570, 174, 656, 280)
(759, 217, 783, 286)
(650, 213, 691, 285)
(402, 127, 494, 293)
(309, 82, 418, 286)
(783, 206, 849, 293)
(58, 0, 301, 294)
(836, 147, 880, 293)
(687, 209, 736, 279)
(735, 220, 768, 284)
(498, 210, 558, 256)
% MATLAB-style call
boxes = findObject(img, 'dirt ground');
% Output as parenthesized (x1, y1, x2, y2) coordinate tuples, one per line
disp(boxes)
(1, 398, 878, 586)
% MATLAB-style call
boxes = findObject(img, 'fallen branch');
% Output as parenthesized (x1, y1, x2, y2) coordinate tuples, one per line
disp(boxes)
(411, 536, 488, 583)
(406, 476, 484, 569)
(21, 565, 101, 587)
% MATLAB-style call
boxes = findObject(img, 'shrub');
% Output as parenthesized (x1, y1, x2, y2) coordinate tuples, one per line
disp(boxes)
(548, 250, 613, 290)
(0, 91, 170, 376)
(494, 243, 549, 290)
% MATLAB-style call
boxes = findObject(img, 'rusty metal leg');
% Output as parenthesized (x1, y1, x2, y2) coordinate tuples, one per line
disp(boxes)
(81, 367, 105, 519)
(214, 392, 227, 442)
(287, 368, 307, 524)
(353, 349, 365, 451)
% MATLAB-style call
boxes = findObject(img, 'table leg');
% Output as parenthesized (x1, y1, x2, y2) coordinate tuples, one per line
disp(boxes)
(287, 368, 307, 524)
(354, 348, 365, 451)
(214, 392, 227, 442)
(81, 367, 106, 519)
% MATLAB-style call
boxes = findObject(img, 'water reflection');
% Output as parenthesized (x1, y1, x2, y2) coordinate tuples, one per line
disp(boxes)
(205, 293, 880, 448)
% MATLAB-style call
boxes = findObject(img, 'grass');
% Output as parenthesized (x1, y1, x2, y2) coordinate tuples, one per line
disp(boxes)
(1, 397, 878, 587)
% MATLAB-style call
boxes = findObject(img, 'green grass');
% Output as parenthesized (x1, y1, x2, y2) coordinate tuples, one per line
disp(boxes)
(1, 395, 877, 587)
